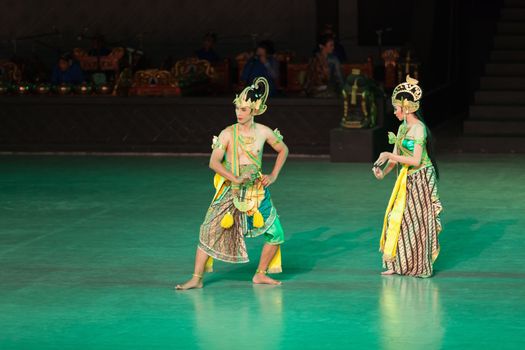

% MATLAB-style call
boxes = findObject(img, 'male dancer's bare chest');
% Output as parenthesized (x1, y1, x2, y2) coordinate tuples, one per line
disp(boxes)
(225, 130, 265, 166)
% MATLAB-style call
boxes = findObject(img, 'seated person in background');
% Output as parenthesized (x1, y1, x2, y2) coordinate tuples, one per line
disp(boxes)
(304, 34, 344, 97)
(195, 32, 221, 63)
(129, 49, 150, 73)
(240, 40, 279, 96)
(51, 55, 85, 85)
(315, 24, 347, 63)
(88, 34, 111, 57)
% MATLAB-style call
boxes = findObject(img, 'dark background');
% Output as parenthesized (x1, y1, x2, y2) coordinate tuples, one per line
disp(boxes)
(0, 0, 504, 123)
(0, 0, 511, 154)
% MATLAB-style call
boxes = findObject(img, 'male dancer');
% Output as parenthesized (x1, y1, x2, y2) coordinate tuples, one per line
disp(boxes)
(176, 77, 288, 290)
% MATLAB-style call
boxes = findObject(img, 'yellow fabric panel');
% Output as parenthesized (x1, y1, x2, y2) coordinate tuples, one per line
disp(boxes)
(380, 166, 409, 261)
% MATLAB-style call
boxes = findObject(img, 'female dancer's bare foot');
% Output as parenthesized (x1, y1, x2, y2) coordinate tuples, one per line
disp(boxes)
(175, 275, 203, 290)
(252, 273, 282, 285)
(381, 270, 395, 275)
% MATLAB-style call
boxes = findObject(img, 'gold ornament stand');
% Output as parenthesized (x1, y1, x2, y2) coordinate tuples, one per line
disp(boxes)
(330, 93, 387, 162)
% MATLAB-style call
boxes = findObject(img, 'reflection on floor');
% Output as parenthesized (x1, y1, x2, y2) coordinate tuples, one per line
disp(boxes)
(1, 154, 524, 349)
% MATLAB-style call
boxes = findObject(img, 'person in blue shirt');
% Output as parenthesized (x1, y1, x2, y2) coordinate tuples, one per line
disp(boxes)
(241, 40, 279, 96)
(195, 32, 221, 63)
(51, 55, 85, 85)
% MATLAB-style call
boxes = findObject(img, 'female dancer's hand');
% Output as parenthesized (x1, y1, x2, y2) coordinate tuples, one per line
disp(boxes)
(372, 167, 384, 180)
(374, 152, 391, 167)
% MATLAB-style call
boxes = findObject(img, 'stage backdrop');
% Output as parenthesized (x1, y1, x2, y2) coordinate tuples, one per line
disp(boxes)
(0, 96, 350, 155)
(0, 0, 324, 63)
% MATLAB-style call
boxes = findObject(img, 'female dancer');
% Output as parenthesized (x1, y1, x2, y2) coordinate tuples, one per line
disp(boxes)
(373, 76, 442, 278)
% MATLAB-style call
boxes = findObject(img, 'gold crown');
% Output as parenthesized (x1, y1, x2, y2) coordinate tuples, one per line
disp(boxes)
(233, 77, 269, 116)
(391, 75, 423, 113)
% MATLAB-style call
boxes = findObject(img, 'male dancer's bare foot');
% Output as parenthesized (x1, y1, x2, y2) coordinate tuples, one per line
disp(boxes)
(381, 270, 395, 275)
(175, 275, 203, 290)
(252, 273, 282, 285)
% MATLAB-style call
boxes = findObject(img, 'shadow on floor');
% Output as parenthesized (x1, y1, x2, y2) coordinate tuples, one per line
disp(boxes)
(435, 217, 516, 274)
(204, 225, 376, 285)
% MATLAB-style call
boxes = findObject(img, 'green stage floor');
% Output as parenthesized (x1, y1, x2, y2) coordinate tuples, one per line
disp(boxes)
(1, 154, 524, 349)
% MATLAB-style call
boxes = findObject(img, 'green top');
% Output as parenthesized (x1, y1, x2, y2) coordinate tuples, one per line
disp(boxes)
(388, 121, 432, 174)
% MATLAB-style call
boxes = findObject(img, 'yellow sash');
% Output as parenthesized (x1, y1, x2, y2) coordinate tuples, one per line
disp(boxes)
(267, 246, 282, 273)
(380, 166, 408, 261)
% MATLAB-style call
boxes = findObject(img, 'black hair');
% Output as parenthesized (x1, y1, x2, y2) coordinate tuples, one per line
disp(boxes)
(395, 91, 415, 102)
(393, 90, 439, 178)
(256, 40, 275, 55)
(317, 33, 334, 47)
(58, 53, 72, 62)
(415, 109, 440, 179)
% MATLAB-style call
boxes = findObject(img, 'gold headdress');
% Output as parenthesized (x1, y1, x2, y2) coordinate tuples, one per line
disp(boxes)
(391, 75, 422, 114)
(233, 77, 269, 116)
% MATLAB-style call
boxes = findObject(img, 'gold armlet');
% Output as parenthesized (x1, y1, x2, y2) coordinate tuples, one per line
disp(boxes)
(271, 128, 284, 147)
(211, 136, 226, 151)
